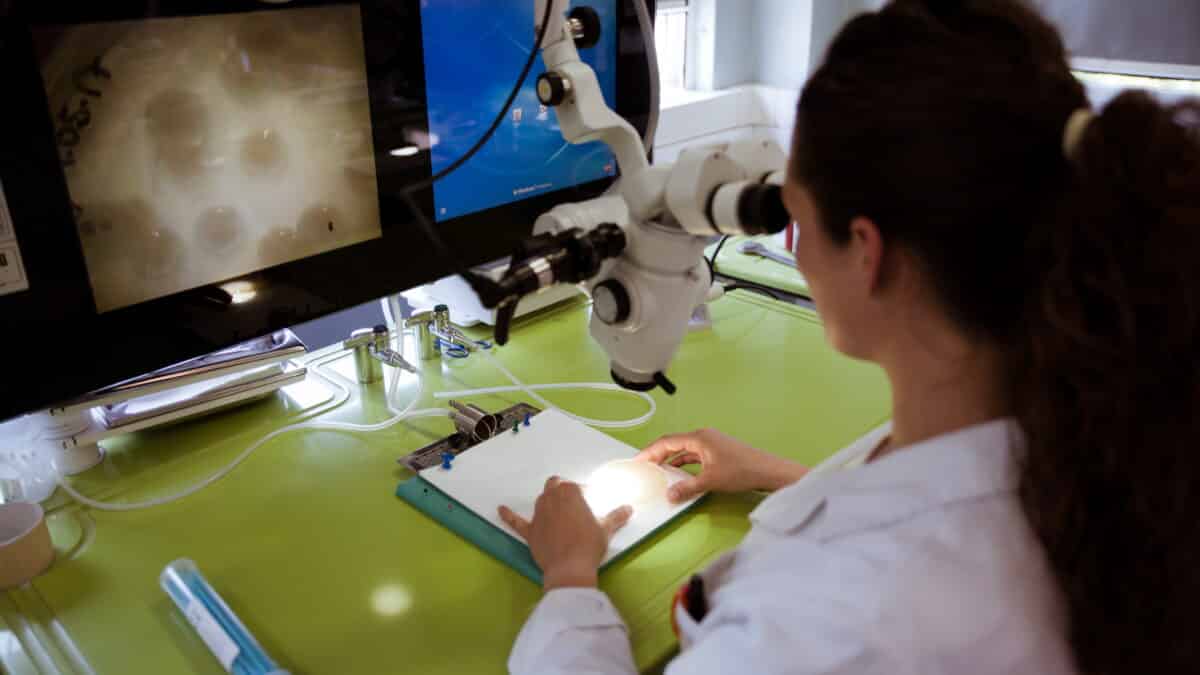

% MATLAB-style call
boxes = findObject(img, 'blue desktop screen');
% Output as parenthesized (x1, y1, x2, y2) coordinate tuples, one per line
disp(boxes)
(420, 0, 619, 222)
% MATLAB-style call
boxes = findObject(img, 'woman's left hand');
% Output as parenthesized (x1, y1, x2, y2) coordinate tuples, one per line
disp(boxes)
(499, 476, 633, 591)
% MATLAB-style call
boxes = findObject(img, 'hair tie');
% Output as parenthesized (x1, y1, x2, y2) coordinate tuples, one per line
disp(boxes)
(1062, 108, 1094, 158)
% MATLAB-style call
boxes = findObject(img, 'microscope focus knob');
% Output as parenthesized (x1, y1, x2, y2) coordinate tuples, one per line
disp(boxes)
(537, 72, 572, 107)
(592, 280, 631, 325)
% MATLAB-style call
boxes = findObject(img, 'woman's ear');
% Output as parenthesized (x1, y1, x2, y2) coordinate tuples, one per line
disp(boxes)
(849, 216, 886, 294)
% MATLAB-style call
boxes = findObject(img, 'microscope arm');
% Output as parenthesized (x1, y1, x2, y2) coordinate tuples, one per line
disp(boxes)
(534, 0, 650, 177)
(476, 1, 790, 394)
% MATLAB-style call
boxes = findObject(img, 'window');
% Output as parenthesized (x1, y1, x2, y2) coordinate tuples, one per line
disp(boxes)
(655, 0, 688, 90)
(1073, 70, 1200, 110)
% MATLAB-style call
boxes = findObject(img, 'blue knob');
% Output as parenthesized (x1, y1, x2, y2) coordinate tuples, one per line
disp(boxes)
(441, 452, 454, 470)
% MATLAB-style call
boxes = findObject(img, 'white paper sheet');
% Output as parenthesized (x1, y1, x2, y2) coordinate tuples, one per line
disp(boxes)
(420, 409, 702, 565)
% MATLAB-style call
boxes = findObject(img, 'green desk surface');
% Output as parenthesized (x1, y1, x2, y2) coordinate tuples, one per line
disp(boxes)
(1, 292, 889, 675)
(706, 236, 810, 297)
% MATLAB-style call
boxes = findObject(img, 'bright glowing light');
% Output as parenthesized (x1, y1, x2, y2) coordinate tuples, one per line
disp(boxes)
(389, 146, 421, 158)
(405, 130, 441, 149)
(219, 281, 258, 304)
(370, 583, 413, 618)
(583, 460, 668, 515)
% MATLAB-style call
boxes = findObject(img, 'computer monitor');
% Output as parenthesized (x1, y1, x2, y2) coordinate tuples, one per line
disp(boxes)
(0, 0, 657, 422)
(422, 1, 620, 222)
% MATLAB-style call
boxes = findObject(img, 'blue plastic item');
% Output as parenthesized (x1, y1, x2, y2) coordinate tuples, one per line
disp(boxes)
(441, 452, 455, 470)
(160, 559, 289, 675)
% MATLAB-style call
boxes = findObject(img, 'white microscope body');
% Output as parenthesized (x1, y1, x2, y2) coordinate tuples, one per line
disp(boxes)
(479, 1, 790, 393)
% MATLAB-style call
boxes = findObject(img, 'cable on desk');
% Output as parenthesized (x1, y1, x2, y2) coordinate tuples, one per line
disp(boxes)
(434, 348, 657, 429)
(722, 283, 784, 301)
(706, 235, 731, 280)
(707, 235, 812, 303)
(401, 0, 559, 281)
(56, 339, 446, 512)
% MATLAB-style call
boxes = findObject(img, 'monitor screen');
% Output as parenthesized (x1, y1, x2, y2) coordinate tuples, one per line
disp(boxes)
(0, 0, 656, 423)
(32, 5, 383, 313)
(421, 0, 618, 222)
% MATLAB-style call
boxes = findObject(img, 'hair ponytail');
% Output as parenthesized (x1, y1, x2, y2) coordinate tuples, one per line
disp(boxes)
(1015, 91, 1200, 674)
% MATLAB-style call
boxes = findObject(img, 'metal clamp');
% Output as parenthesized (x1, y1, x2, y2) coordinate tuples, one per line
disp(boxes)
(343, 325, 420, 383)
(406, 305, 475, 361)
(405, 311, 438, 361)
(447, 401, 501, 441)
(342, 326, 390, 384)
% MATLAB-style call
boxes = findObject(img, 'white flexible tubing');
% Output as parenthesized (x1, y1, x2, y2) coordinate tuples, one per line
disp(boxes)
(382, 296, 404, 339)
(382, 297, 394, 332)
(385, 362, 426, 420)
(434, 349, 656, 429)
(57, 351, 446, 512)
(286, 335, 425, 427)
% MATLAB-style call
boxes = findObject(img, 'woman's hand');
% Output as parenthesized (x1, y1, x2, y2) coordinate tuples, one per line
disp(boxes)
(636, 429, 808, 503)
(499, 477, 633, 591)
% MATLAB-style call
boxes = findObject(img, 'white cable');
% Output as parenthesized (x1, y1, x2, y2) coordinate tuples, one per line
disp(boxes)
(434, 382, 655, 428)
(57, 349, 446, 512)
(298, 337, 422, 422)
(382, 295, 406, 348)
(381, 297, 397, 334)
(633, 0, 660, 150)
(435, 349, 656, 429)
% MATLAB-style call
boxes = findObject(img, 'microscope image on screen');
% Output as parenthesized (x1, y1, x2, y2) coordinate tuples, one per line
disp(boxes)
(34, 5, 382, 312)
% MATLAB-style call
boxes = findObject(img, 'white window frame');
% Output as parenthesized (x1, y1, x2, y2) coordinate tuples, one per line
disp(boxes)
(655, 0, 690, 92)
(1071, 57, 1200, 82)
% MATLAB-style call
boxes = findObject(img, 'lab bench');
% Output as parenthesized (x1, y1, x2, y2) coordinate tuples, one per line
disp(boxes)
(1, 291, 890, 675)
(707, 235, 810, 298)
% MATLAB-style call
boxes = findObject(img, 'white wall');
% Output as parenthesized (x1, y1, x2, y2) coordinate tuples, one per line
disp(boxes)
(653, 87, 776, 163)
(658, 1, 1200, 171)
(688, 0, 815, 92)
(658, 1, 885, 165)
(807, 0, 884, 78)
(757, 0, 813, 90)
(711, 1, 757, 88)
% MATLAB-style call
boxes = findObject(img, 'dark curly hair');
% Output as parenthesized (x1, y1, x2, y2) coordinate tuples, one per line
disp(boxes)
(793, 1, 1200, 672)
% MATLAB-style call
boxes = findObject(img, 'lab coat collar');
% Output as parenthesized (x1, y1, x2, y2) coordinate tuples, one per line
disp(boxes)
(750, 418, 1024, 542)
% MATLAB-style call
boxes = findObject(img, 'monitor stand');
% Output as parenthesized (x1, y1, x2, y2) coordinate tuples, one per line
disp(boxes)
(3, 331, 308, 500)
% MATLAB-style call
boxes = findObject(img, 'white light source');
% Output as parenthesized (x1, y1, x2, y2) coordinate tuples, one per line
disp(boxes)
(389, 146, 421, 158)
(583, 459, 668, 515)
(220, 281, 258, 304)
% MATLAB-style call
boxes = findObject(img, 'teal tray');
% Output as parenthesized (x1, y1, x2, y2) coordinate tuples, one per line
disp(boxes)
(397, 476, 707, 586)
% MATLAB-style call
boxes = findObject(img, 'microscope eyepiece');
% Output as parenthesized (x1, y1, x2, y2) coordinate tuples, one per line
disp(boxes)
(708, 181, 790, 236)
(738, 184, 790, 235)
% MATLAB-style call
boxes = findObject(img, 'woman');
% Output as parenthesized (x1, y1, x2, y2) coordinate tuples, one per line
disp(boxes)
(499, 0, 1200, 672)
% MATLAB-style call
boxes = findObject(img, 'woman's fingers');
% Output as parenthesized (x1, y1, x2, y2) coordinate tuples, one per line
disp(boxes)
(498, 505, 532, 540)
(600, 505, 634, 537)
(636, 433, 697, 465)
(669, 452, 700, 467)
(667, 475, 709, 503)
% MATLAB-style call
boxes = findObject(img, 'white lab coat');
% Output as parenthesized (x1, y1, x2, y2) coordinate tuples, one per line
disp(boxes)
(508, 419, 1077, 674)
